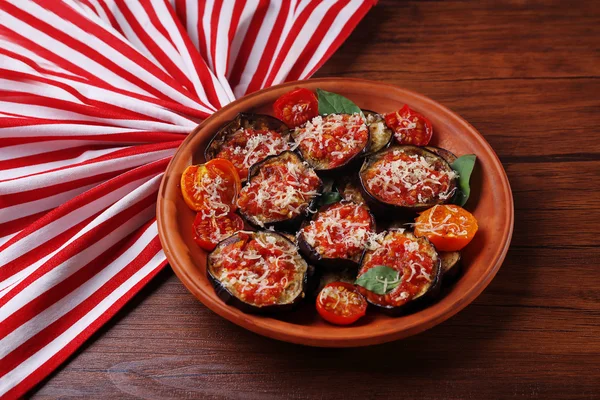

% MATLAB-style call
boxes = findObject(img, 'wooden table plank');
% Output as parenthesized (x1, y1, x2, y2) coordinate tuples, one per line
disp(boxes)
(31, 0, 600, 399)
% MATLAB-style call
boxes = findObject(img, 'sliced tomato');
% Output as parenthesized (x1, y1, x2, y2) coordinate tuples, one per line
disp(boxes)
(273, 88, 319, 128)
(316, 282, 367, 325)
(414, 205, 478, 251)
(385, 104, 433, 146)
(193, 212, 244, 251)
(180, 158, 241, 211)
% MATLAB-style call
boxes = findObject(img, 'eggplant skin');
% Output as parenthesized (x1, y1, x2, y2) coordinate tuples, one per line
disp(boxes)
(439, 251, 462, 283)
(239, 151, 323, 232)
(359, 145, 458, 215)
(424, 146, 458, 164)
(358, 231, 442, 316)
(297, 201, 375, 271)
(333, 175, 367, 206)
(207, 231, 308, 314)
(290, 113, 370, 172)
(362, 110, 393, 157)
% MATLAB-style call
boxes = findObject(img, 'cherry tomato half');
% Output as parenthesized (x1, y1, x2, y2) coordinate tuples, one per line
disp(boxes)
(180, 158, 241, 212)
(414, 205, 478, 251)
(273, 88, 319, 128)
(316, 282, 367, 325)
(193, 212, 244, 251)
(385, 104, 433, 146)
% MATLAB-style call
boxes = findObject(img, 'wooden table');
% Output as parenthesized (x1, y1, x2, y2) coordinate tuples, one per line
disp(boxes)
(31, 1, 600, 398)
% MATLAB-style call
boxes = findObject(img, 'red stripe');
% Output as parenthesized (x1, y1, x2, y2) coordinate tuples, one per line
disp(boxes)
(0, 211, 48, 238)
(116, 0, 198, 99)
(95, 0, 122, 32)
(0, 47, 211, 119)
(284, 0, 349, 82)
(0, 158, 169, 255)
(0, 145, 118, 172)
(227, 0, 269, 89)
(209, 0, 224, 72)
(161, 1, 223, 108)
(0, 215, 97, 284)
(244, 0, 291, 94)
(0, 192, 157, 323)
(262, 0, 321, 88)
(2, 236, 166, 400)
(195, 0, 208, 61)
(226, 0, 246, 77)
(302, 1, 375, 78)
(0, 132, 187, 147)
(174, 0, 187, 27)
(38, 0, 200, 103)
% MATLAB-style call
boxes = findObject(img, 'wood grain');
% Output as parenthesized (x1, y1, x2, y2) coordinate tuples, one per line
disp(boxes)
(30, 1, 600, 399)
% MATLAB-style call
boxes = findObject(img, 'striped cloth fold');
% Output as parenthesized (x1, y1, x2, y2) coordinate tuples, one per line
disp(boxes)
(0, 1, 375, 398)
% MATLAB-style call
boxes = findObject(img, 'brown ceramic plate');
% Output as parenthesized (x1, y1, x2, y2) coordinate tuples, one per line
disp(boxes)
(157, 78, 513, 347)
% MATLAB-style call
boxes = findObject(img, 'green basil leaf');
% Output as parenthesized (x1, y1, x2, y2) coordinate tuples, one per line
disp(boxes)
(319, 191, 342, 206)
(355, 265, 402, 295)
(451, 154, 477, 207)
(317, 88, 362, 115)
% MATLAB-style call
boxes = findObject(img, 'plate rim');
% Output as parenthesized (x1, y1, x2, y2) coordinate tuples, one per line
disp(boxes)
(156, 77, 514, 347)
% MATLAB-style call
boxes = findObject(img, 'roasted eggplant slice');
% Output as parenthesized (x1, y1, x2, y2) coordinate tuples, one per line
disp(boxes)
(439, 251, 461, 283)
(363, 110, 393, 156)
(291, 113, 369, 171)
(357, 230, 441, 315)
(424, 146, 458, 164)
(204, 113, 290, 180)
(297, 201, 375, 270)
(237, 151, 322, 231)
(359, 145, 457, 214)
(334, 175, 367, 205)
(207, 231, 309, 313)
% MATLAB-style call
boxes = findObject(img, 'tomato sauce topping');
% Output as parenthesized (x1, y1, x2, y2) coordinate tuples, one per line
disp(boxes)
(210, 232, 307, 306)
(362, 148, 456, 206)
(358, 231, 438, 307)
(216, 128, 290, 179)
(293, 113, 368, 168)
(237, 154, 321, 226)
(300, 202, 374, 260)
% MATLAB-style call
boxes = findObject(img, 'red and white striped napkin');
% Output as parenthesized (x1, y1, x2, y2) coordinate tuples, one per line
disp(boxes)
(0, 0, 375, 398)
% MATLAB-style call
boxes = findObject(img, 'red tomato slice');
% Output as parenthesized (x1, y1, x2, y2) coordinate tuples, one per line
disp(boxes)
(385, 104, 433, 146)
(180, 158, 241, 212)
(193, 212, 244, 251)
(316, 282, 367, 325)
(273, 88, 319, 128)
(414, 205, 478, 251)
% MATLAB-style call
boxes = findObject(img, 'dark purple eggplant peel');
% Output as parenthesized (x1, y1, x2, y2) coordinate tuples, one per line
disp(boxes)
(207, 231, 309, 314)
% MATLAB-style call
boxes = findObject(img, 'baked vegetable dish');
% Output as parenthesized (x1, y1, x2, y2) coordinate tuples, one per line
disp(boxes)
(181, 87, 479, 325)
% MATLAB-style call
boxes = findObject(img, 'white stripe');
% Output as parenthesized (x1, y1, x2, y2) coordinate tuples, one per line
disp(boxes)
(298, 1, 362, 79)
(233, 1, 282, 97)
(270, 1, 334, 84)
(0, 124, 187, 138)
(0, 183, 98, 225)
(0, 140, 100, 161)
(107, 1, 165, 70)
(0, 4, 151, 97)
(0, 175, 160, 290)
(201, 0, 215, 71)
(149, 0, 217, 110)
(2, 146, 127, 181)
(185, 0, 199, 50)
(226, 0, 257, 79)
(213, 0, 236, 104)
(0, 148, 174, 195)
(0, 176, 161, 329)
(0, 228, 165, 397)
